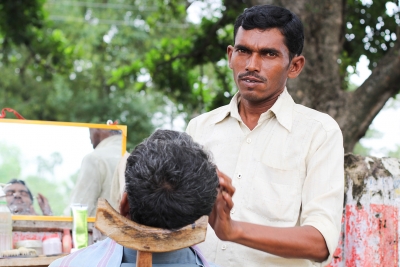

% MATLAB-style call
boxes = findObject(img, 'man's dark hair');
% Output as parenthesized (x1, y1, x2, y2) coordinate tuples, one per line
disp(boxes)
(6, 179, 34, 202)
(125, 129, 219, 229)
(234, 5, 304, 62)
(109, 130, 122, 135)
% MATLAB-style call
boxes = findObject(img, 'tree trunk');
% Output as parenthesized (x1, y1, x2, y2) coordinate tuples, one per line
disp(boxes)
(336, 154, 400, 265)
(249, 0, 400, 152)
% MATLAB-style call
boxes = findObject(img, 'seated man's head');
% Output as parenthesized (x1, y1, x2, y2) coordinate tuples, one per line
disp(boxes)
(120, 129, 219, 229)
(4, 179, 34, 215)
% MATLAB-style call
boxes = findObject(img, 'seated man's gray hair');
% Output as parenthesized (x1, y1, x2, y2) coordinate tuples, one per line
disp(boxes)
(125, 129, 219, 229)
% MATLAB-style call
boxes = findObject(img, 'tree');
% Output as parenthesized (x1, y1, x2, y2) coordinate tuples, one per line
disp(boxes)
(121, 0, 399, 152)
(0, 0, 165, 148)
(251, 0, 400, 152)
(1, 0, 399, 151)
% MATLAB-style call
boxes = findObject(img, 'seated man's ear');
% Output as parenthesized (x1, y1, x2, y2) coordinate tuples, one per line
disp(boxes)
(119, 192, 130, 219)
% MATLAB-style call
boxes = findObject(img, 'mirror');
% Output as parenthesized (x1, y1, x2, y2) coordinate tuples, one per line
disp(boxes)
(0, 119, 127, 217)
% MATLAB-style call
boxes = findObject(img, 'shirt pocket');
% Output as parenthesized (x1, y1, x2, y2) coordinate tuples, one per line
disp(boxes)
(246, 163, 300, 223)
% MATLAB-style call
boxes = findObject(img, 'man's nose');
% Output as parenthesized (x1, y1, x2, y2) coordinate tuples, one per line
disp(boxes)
(13, 192, 22, 197)
(245, 54, 261, 72)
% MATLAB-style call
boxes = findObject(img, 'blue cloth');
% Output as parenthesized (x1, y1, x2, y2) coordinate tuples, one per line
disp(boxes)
(122, 246, 202, 267)
(49, 238, 219, 267)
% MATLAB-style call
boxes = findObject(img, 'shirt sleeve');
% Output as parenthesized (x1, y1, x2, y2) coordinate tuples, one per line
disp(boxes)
(69, 153, 105, 217)
(186, 118, 197, 138)
(301, 126, 344, 266)
(109, 152, 130, 211)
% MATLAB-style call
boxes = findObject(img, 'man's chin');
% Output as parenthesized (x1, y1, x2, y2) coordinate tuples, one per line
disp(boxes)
(8, 204, 31, 215)
(239, 90, 267, 103)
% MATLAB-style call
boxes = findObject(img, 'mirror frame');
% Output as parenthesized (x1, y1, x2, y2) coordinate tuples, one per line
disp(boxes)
(0, 118, 127, 221)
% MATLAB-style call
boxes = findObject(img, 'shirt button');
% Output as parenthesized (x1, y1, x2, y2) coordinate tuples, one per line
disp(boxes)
(221, 244, 227, 250)
(237, 173, 242, 179)
(230, 208, 236, 214)
(246, 138, 252, 144)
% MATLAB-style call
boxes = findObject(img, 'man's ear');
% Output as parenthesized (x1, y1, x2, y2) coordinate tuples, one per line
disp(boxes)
(288, 55, 305, 79)
(119, 192, 130, 219)
(227, 45, 234, 69)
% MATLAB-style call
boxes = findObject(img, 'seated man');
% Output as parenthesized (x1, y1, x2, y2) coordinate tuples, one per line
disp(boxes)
(50, 129, 220, 267)
(4, 179, 52, 215)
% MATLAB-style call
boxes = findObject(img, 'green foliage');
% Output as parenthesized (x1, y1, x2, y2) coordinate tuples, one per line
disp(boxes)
(353, 141, 373, 156)
(0, 0, 165, 147)
(341, 0, 399, 73)
(0, 0, 73, 73)
(0, 0, 46, 46)
(25, 174, 70, 216)
(0, 142, 22, 181)
(388, 145, 400, 158)
(1, 0, 399, 152)
(108, 0, 245, 117)
(353, 128, 385, 156)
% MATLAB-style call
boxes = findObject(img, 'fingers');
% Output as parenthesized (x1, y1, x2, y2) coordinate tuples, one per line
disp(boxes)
(217, 169, 235, 196)
(36, 193, 53, 215)
(222, 190, 234, 210)
(214, 190, 233, 218)
(37, 197, 43, 206)
(37, 193, 48, 201)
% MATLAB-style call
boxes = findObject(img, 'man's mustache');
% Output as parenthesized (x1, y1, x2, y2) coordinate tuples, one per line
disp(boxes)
(238, 71, 267, 82)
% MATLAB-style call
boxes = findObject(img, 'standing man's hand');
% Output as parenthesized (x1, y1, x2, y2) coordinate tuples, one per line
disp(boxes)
(209, 170, 239, 241)
(37, 193, 53, 216)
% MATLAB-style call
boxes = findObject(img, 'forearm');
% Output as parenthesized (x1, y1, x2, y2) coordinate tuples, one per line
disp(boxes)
(227, 221, 329, 262)
(214, 171, 330, 262)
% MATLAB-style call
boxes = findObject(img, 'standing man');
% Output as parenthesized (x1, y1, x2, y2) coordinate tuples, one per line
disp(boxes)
(186, 5, 344, 267)
(69, 129, 122, 216)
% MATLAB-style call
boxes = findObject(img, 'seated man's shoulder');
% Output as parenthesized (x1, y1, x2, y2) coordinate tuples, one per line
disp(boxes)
(49, 239, 122, 267)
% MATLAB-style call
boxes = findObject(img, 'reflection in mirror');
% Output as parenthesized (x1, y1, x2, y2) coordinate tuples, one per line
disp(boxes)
(0, 120, 126, 217)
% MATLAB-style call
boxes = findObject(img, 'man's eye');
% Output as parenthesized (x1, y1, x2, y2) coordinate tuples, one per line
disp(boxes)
(237, 49, 247, 53)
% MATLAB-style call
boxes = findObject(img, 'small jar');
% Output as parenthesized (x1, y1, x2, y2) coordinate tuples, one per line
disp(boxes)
(42, 234, 62, 256)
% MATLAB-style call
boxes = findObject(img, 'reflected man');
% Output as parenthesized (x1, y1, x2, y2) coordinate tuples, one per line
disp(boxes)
(5, 179, 52, 215)
(69, 129, 122, 216)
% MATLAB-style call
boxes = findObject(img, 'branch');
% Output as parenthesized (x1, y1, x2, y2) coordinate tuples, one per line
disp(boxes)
(155, 0, 246, 70)
(344, 24, 400, 145)
(25, 44, 56, 73)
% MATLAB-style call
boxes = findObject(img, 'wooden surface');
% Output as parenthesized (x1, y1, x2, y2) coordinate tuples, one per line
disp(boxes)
(0, 255, 64, 267)
(95, 198, 208, 252)
(136, 251, 152, 267)
(12, 219, 95, 233)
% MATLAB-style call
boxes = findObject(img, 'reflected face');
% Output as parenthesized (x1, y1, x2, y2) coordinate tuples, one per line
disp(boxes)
(4, 183, 33, 215)
(227, 27, 292, 104)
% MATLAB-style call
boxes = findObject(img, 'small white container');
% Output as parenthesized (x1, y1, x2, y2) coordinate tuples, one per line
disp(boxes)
(42, 235, 62, 256)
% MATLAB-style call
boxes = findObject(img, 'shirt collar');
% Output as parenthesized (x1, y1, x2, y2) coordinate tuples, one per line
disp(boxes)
(270, 88, 294, 132)
(212, 88, 295, 132)
(96, 134, 122, 149)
